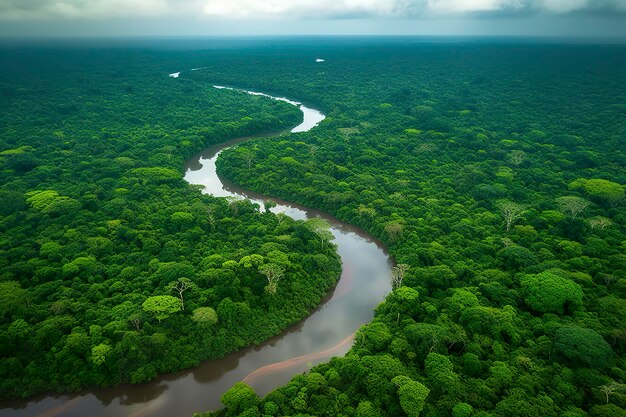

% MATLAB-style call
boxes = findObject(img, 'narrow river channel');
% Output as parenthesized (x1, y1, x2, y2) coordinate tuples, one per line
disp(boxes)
(0, 76, 392, 417)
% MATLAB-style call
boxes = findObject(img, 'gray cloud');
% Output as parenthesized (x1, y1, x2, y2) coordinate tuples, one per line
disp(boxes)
(0, 0, 203, 20)
(1, 0, 625, 20)
(200, 0, 625, 18)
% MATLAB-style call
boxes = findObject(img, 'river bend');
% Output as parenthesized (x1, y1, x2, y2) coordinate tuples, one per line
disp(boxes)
(0, 74, 391, 417)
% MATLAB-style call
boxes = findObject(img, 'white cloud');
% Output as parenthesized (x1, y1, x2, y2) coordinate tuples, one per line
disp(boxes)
(203, 0, 406, 19)
(0, 0, 192, 20)
(0, 0, 625, 20)
(426, 0, 523, 14)
(200, 0, 621, 19)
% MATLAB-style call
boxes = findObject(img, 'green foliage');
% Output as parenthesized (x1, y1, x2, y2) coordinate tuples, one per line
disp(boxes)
(142, 295, 181, 322)
(390, 287, 420, 314)
(521, 271, 583, 314)
(0, 52, 341, 400)
(221, 382, 259, 415)
(554, 326, 613, 369)
(305, 217, 334, 247)
(392, 375, 430, 417)
(191, 307, 218, 325)
(130, 167, 180, 183)
(24, 190, 61, 210)
(589, 404, 626, 417)
(91, 343, 112, 366)
(453, 403, 474, 417)
(207, 40, 624, 417)
(362, 322, 392, 351)
(258, 263, 285, 295)
(0, 282, 27, 319)
(2, 40, 625, 417)
(8, 319, 30, 340)
(570, 178, 624, 206)
(425, 352, 460, 394)
(357, 401, 382, 417)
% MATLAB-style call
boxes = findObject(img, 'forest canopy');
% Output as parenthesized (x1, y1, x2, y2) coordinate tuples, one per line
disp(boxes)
(0, 40, 624, 416)
(194, 40, 625, 417)
(0, 49, 341, 399)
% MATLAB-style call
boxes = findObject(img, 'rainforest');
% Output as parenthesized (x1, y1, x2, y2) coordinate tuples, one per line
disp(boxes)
(0, 38, 625, 417)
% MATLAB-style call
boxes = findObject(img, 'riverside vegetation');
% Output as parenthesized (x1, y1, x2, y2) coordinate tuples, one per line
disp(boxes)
(0, 39, 625, 417)
(197, 40, 625, 417)
(0, 47, 341, 399)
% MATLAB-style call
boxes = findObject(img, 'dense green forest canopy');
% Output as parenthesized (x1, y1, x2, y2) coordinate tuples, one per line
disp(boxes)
(185, 40, 624, 417)
(0, 46, 341, 399)
(0, 39, 624, 417)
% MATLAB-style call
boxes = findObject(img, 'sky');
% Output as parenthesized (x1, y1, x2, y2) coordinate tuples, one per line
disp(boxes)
(0, 0, 625, 38)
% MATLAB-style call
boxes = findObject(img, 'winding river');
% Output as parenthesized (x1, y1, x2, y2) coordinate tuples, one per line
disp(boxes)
(0, 76, 391, 417)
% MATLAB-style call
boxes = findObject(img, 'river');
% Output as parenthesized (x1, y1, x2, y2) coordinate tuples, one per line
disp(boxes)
(0, 78, 391, 417)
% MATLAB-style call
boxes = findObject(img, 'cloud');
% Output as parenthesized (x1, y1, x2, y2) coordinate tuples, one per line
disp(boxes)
(0, 0, 199, 20)
(201, 0, 626, 18)
(202, 0, 422, 19)
(537, 0, 588, 13)
(427, 0, 522, 14)
(0, 0, 625, 20)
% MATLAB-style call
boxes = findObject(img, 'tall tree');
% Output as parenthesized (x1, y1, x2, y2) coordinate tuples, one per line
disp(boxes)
(391, 264, 410, 289)
(167, 277, 195, 311)
(258, 263, 285, 295)
(306, 217, 334, 248)
(556, 196, 591, 219)
(497, 200, 526, 232)
(142, 295, 181, 323)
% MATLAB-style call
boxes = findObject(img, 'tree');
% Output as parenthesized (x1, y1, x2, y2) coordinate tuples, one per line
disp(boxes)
(238, 148, 256, 169)
(453, 403, 474, 417)
(167, 277, 195, 311)
(389, 286, 420, 314)
(589, 404, 626, 417)
(258, 263, 285, 295)
(570, 178, 624, 207)
(24, 189, 61, 210)
(129, 314, 142, 331)
(487, 361, 514, 391)
(589, 216, 613, 231)
(599, 382, 626, 403)
(275, 212, 289, 225)
(497, 200, 526, 232)
(555, 326, 613, 369)
(8, 318, 31, 340)
(206, 205, 216, 230)
(142, 295, 181, 322)
(306, 217, 334, 248)
(392, 375, 430, 417)
(384, 221, 403, 241)
(425, 352, 460, 394)
(91, 343, 112, 366)
(192, 307, 218, 325)
(521, 271, 583, 314)
(264, 199, 277, 213)
(62, 256, 100, 278)
(508, 150, 527, 166)
(226, 196, 241, 216)
(362, 322, 392, 351)
(357, 401, 383, 417)
(129, 167, 180, 183)
(391, 263, 410, 289)
(0, 281, 28, 319)
(556, 196, 590, 219)
(221, 382, 259, 415)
